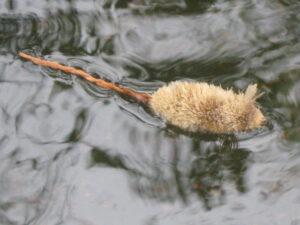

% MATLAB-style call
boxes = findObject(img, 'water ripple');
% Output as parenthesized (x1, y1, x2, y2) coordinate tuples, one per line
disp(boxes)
(1, 0, 300, 224)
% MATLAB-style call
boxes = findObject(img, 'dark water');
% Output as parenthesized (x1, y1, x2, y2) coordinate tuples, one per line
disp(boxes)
(1, 0, 300, 224)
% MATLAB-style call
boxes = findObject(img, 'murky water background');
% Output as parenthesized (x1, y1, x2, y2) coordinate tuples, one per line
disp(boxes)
(1, 0, 300, 224)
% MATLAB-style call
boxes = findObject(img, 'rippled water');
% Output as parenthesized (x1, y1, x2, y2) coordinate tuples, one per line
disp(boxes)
(1, 0, 300, 224)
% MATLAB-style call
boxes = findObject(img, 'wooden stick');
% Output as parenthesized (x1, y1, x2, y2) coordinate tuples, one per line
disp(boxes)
(18, 52, 151, 105)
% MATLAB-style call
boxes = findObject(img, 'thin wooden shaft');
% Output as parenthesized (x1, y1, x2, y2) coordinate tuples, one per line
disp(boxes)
(18, 52, 151, 105)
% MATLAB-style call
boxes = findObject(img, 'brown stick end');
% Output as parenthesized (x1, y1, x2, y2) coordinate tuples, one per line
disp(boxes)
(18, 52, 25, 57)
(134, 93, 152, 105)
(18, 52, 30, 60)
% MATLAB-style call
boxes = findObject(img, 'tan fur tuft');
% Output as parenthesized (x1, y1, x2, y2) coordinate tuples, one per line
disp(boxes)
(245, 84, 257, 100)
(149, 81, 265, 133)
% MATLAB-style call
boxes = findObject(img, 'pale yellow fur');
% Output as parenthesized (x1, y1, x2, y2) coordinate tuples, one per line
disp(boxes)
(150, 81, 265, 133)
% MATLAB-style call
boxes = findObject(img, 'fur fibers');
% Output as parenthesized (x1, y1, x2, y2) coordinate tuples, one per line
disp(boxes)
(150, 81, 265, 133)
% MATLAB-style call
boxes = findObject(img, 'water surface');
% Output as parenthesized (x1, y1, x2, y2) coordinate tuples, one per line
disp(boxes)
(1, 0, 300, 224)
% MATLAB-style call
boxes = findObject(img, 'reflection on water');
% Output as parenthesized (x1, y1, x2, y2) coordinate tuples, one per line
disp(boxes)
(1, 0, 300, 224)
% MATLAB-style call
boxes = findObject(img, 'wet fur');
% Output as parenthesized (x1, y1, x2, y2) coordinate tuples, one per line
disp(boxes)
(150, 81, 265, 133)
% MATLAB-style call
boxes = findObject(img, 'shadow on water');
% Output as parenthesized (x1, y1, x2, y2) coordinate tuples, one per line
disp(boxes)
(89, 130, 251, 210)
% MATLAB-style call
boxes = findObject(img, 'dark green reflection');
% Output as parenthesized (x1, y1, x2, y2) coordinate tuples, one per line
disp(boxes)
(89, 133, 251, 210)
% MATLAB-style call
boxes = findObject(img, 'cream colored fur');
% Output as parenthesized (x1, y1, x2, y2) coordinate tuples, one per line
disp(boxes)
(150, 81, 265, 133)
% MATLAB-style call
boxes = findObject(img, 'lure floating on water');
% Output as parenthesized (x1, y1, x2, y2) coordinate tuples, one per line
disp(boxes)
(150, 81, 265, 133)
(19, 52, 265, 134)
